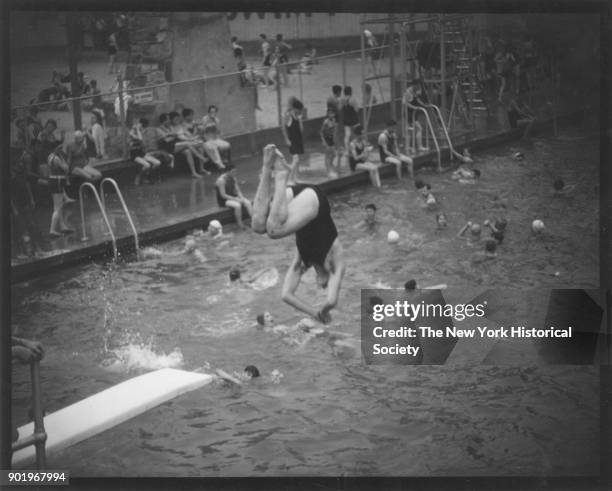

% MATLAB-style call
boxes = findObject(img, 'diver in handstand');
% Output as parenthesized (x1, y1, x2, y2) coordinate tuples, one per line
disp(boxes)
(251, 144, 345, 323)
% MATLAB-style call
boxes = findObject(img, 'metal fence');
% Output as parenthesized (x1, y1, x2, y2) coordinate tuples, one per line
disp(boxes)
(10, 45, 393, 163)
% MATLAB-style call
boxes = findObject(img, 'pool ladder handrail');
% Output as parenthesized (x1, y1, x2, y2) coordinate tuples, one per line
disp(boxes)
(11, 360, 47, 469)
(99, 178, 140, 259)
(425, 102, 463, 163)
(403, 103, 442, 172)
(79, 182, 118, 261)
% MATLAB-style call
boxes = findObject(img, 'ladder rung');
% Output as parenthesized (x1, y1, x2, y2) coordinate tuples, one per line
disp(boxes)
(472, 107, 488, 110)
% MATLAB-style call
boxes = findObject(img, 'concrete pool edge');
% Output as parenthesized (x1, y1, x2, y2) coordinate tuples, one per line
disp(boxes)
(11, 110, 585, 284)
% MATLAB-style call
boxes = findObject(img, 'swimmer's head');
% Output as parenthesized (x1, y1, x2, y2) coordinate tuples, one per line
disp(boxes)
(436, 213, 448, 228)
(419, 183, 432, 197)
(495, 218, 507, 231)
(484, 239, 497, 255)
(184, 236, 196, 252)
(404, 279, 417, 291)
(491, 230, 504, 244)
(244, 365, 260, 378)
(365, 203, 377, 221)
(229, 268, 241, 282)
(414, 179, 426, 190)
(553, 178, 565, 191)
(470, 223, 482, 237)
(472, 169, 481, 179)
(256, 311, 275, 327)
(207, 219, 222, 236)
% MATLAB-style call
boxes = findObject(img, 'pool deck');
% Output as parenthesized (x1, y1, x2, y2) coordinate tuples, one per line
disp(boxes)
(11, 109, 584, 284)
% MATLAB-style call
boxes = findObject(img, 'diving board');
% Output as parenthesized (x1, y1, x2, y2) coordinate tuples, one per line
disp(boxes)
(12, 368, 213, 467)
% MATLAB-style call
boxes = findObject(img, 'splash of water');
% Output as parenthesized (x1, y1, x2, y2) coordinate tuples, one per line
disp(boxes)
(103, 342, 184, 372)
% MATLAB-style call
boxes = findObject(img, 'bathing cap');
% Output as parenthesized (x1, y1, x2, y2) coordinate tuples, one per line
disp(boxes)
(532, 219, 545, 232)
(244, 365, 260, 378)
(387, 230, 400, 243)
(209, 220, 222, 231)
(229, 268, 241, 281)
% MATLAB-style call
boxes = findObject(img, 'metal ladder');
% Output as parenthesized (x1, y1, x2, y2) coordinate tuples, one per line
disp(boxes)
(78, 178, 139, 261)
(79, 182, 118, 261)
(100, 178, 140, 259)
(402, 102, 442, 172)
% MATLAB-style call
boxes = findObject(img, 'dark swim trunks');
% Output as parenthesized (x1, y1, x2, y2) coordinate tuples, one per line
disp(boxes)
(290, 184, 338, 268)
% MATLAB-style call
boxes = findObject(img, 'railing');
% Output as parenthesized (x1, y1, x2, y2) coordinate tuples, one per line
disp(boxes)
(11, 361, 47, 469)
(402, 103, 442, 172)
(79, 182, 118, 261)
(426, 103, 461, 162)
(100, 178, 140, 260)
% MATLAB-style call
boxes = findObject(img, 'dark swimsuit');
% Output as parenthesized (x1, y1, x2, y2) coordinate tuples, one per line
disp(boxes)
(291, 184, 338, 268)
(287, 114, 304, 155)
(216, 174, 238, 207)
(378, 132, 395, 163)
(349, 140, 366, 172)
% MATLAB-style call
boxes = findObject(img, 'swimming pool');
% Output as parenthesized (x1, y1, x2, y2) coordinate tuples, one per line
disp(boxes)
(11, 127, 600, 476)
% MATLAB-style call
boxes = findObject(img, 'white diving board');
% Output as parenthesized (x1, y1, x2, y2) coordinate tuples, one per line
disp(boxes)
(12, 368, 213, 467)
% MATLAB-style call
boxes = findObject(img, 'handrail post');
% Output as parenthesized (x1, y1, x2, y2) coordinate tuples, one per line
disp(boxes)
(30, 361, 47, 469)
(100, 178, 140, 259)
(78, 182, 118, 261)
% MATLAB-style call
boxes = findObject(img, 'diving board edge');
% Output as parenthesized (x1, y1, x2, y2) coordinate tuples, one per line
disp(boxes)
(13, 368, 213, 468)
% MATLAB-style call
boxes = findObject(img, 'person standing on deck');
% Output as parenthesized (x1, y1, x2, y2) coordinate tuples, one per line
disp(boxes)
(341, 86, 360, 156)
(281, 97, 305, 184)
(327, 85, 344, 168)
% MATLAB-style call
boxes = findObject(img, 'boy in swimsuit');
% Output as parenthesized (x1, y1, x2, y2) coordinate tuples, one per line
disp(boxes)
(251, 144, 345, 324)
(320, 108, 338, 177)
(354, 203, 379, 232)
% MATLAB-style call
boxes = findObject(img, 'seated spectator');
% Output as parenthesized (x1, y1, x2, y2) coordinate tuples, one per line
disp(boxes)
(201, 105, 231, 155)
(179, 108, 224, 172)
(66, 130, 102, 182)
(182, 108, 224, 173)
(231, 36, 244, 59)
(47, 144, 74, 237)
(129, 119, 161, 185)
(159, 112, 205, 178)
(37, 119, 64, 163)
(140, 117, 174, 179)
(85, 113, 106, 159)
(11, 117, 30, 150)
(215, 164, 253, 229)
(377, 120, 413, 179)
(349, 124, 382, 188)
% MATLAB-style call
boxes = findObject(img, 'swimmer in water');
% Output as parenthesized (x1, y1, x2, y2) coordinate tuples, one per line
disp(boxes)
(457, 221, 482, 245)
(471, 239, 498, 263)
(354, 203, 379, 231)
(140, 234, 206, 262)
(229, 267, 279, 290)
(452, 167, 481, 184)
(553, 177, 576, 196)
(483, 218, 505, 244)
(416, 182, 437, 209)
(436, 213, 448, 230)
(252, 144, 345, 324)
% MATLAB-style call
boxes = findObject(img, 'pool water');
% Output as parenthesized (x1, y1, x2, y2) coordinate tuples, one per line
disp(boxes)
(11, 127, 600, 476)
